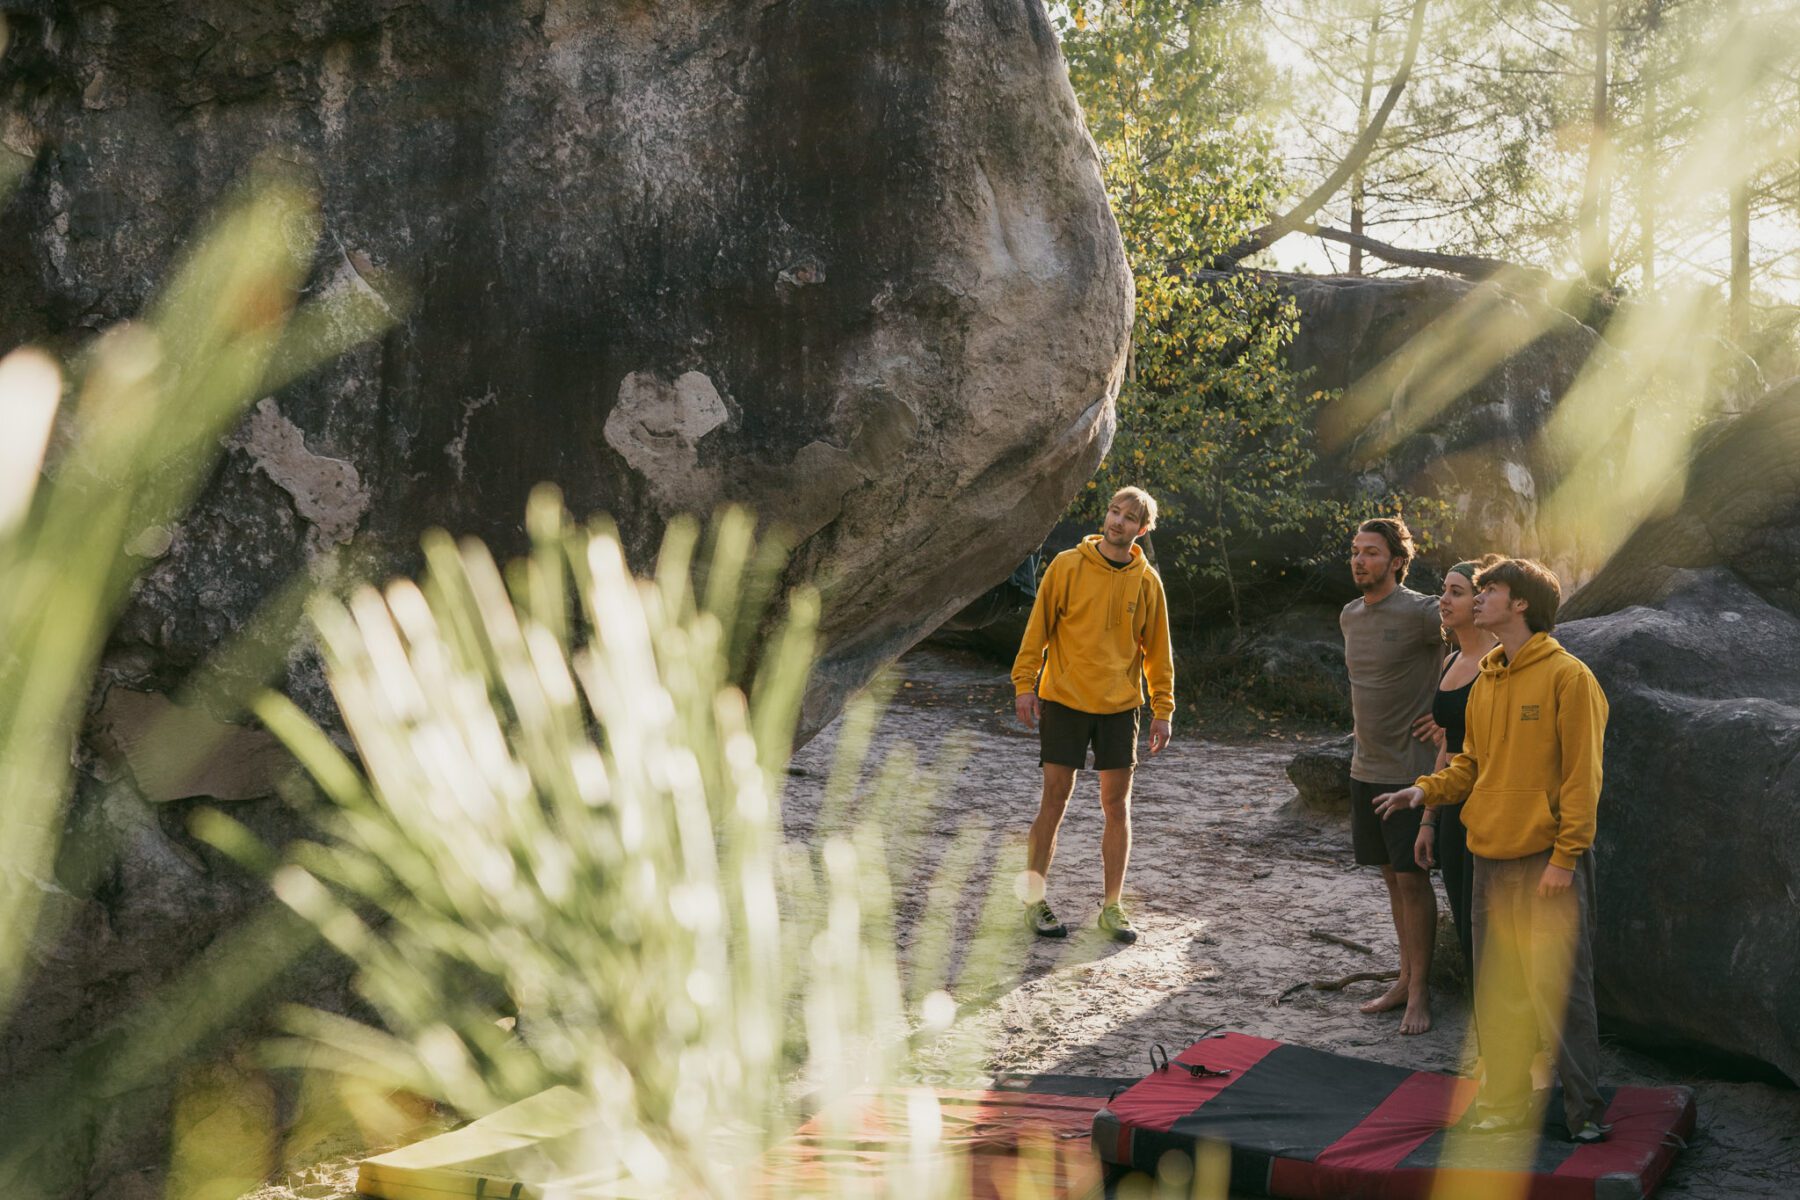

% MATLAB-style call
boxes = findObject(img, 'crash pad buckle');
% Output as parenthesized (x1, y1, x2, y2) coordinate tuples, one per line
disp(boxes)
(1180, 1062, 1231, 1079)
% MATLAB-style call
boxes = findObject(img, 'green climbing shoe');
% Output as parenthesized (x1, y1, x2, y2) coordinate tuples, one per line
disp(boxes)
(1098, 902, 1138, 944)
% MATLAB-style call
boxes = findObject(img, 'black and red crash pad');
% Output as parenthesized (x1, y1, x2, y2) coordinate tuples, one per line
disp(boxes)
(1091, 1033, 1694, 1200)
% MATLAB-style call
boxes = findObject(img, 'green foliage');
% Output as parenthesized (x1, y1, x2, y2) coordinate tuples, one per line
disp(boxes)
(200, 494, 1025, 1197)
(0, 172, 396, 1192)
(0, 156, 1031, 1200)
(1174, 629, 1352, 737)
(0, 173, 389, 1018)
(1056, 2, 1358, 626)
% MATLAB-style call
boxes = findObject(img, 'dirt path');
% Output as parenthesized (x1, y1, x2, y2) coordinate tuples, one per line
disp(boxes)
(249, 645, 1800, 1199)
(780, 646, 1800, 1199)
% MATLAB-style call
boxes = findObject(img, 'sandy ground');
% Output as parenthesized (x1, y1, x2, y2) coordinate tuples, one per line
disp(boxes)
(248, 644, 1799, 1199)
(780, 646, 1800, 1200)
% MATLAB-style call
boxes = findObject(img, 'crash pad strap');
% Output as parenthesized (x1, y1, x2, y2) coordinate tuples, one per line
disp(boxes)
(1553, 1086, 1697, 1184)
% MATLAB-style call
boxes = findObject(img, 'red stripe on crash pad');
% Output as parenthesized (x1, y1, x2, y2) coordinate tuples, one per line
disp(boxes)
(1553, 1085, 1695, 1187)
(1314, 1070, 1479, 1172)
(1106, 1034, 1282, 1136)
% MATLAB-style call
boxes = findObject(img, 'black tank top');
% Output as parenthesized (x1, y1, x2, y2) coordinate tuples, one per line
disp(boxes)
(1433, 651, 1476, 755)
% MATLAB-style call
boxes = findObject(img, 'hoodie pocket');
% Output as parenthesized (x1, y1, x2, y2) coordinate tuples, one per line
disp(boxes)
(1469, 787, 1559, 855)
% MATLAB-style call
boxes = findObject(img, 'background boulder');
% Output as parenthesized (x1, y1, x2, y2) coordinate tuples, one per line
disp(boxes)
(1555, 379, 1800, 1082)
(1559, 569, 1800, 1082)
(1284, 733, 1355, 814)
(1284, 272, 1605, 581)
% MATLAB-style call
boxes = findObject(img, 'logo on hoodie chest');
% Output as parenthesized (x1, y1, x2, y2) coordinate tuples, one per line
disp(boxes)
(1520, 704, 1540, 722)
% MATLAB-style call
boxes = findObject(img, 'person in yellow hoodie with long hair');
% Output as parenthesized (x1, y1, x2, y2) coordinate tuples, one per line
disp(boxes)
(1012, 486, 1175, 944)
(1374, 558, 1612, 1145)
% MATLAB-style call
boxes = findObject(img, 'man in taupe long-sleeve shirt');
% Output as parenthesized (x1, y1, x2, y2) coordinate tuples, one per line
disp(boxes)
(1341, 516, 1443, 1035)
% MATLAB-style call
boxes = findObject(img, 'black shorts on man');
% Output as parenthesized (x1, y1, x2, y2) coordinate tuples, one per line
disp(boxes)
(1040, 698, 1139, 771)
(1349, 779, 1426, 873)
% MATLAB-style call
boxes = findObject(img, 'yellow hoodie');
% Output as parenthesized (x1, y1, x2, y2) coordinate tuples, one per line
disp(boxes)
(1415, 632, 1608, 869)
(1011, 536, 1175, 719)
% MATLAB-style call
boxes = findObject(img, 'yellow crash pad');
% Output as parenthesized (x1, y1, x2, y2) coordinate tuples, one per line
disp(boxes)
(356, 1087, 615, 1199)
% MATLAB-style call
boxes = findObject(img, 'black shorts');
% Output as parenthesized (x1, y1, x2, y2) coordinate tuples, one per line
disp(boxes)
(1350, 778, 1426, 873)
(1039, 699, 1139, 771)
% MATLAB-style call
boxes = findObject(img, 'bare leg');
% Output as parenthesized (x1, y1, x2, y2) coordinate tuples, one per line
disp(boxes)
(1022, 764, 1078, 903)
(1394, 871, 1437, 1034)
(1097, 767, 1134, 905)
(1362, 866, 1411, 1013)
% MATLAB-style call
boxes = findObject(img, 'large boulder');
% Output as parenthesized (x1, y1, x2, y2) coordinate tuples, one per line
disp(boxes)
(0, 0, 1131, 736)
(0, 3, 1130, 1191)
(1554, 380, 1800, 1081)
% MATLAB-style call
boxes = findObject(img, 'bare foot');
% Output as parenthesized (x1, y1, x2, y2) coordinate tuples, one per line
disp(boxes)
(1360, 982, 1408, 1014)
(1400, 996, 1433, 1035)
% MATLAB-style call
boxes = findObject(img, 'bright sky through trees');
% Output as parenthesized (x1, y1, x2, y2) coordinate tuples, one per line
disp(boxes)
(1250, 0, 1800, 307)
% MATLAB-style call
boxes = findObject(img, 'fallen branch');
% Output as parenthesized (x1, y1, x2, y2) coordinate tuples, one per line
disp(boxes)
(1306, 929, 1374, 956)
(1310, 969, 1401, 993)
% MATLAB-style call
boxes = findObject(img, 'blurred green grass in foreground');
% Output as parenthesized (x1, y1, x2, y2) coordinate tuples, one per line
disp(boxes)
(200, 492, 1045, 1197)
(0, 142, 1204, 1197)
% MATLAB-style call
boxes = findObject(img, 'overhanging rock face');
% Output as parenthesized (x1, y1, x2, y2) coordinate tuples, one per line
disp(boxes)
(0, 6, 1130, 1190)
(1, 0, 1131, 739)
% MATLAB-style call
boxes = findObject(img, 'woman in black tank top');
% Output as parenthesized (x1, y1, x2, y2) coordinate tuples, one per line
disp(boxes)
(1416, 559, 1496, 986)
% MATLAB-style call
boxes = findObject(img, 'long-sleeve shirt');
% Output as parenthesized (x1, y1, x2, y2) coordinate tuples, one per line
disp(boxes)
(1415, 632, 1608, 868)
(1010, 536, 1174, 720)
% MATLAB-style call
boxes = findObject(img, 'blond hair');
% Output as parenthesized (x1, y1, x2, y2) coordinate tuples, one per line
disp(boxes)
(1110, 486, 1158, 534)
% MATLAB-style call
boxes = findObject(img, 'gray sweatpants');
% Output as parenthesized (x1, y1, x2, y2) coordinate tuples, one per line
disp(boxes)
(1471, 849, 1605, 1131)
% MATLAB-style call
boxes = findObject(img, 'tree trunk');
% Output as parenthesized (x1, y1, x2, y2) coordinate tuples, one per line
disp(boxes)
(1730, 182, 1751, 339)
(1577, 0, 1612, 286)
(1640, 65, 1657, 291)
(1726, 0, 1751, 339)
(1349, 2, 1385, 276)
(1221, 0, 1428, 265)
(1215, 491, 1241, 634)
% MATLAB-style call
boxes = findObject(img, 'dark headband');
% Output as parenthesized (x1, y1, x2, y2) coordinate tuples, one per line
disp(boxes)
(1448, 561, 1479, 581)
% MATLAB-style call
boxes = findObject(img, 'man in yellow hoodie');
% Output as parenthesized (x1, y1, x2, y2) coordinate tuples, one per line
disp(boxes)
(1012, 486, 1175, 944)
(1374, 558, 1611, 1144)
